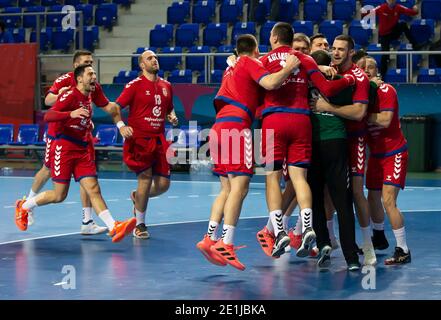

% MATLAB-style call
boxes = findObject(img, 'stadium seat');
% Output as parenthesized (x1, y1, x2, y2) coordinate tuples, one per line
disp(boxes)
(150, 24, 174, 47)
(259, 21, 276, 46)
(159, 47, 183, 71)
(65, 0, 82, 5)
(384, 68, 407, 83)
(220, 0, 244, 24)
(75, 4, 94, 26)
(193, 0, 216, 24)
(12, 28, 26, 43)
(112, 0, 134, 6)
(113, 70, 139, 84)
(30, 28, 52, 52)
(292, 20, 314, 37)
(349, 20, 372, 47)
(396, 43, 421, 71)
(421, 0, 441, 21)
(332, 0, 356, 21)
(279, 0, 299, 23)
(34, 125, 48, 146)
(186, 46, 210, 72)
(197, 73, 206, 83)
(167, 1, 190, 25)
(10, 124, 39, 145)
(250, 0, 270, 24)
(76, 26, 99, 51)
(259, 44, 269, 53)
(417, 68, 441, 83)
(18, 0, 39, 7)
(51, 27, 74, 51)
(0, 0, 16, 8)
(41, 0, 60, 7)
(88, 0, 107, 4)
(175, 23, 199, 47)
(319, 20, 343, 45)
(410, 19, 435, 46)
(214, 45, 233, 69)
(361, 0, 383, 7)
(231, 22, 256, 45)
(203, 23, 228, 47)
(2, 7, 22, 28)
(46, 5, 64, 28)
(95, 3, 118, 29)
(132, 47, 157, 71)
(168, 69, 193, 83)
(367, 43, 382, 69)
(94, 125, 118, 146)
(210, 69, 224, 83)
(23, 6, 45, 29)
(0, 124, 14, 145)
(303, 0, 327, 23)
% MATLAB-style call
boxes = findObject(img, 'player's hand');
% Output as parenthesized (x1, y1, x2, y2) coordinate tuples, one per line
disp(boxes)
(226, 55, 237, 67)
(318, 65, 338, 79)
(412, 5, 418, 13)
(371, 76, 384, 87)
(315, 96, 333, 113)
(285, 54, 301, 71)
(70, 107, 89, 119)
(167, 113, 179, 127)
(119, 125, 133, 139)
(343, 74, 355, 86)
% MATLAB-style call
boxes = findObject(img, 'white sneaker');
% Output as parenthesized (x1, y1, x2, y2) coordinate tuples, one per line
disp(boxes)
(28, 210, 34, 226)
(81, 221, 108, 235)
(362, 244, 377, 266)
(284, 245, 291, 253)
(330, 237, 340, 250)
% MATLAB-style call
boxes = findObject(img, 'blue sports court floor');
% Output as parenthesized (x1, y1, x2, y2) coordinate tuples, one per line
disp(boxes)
(0, 170, 440, 300)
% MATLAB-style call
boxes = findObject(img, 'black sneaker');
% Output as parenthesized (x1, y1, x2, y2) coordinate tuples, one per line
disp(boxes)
(296, 227, 316, 258)
(372, 229, 389, 250)
(317, 245, 332, 270)
(384, 247, 411, 265)
(347, 261, 361, 271)
(271, 231, 291, 258)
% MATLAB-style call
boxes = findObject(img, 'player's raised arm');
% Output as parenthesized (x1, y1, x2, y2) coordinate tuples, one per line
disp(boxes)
(258, 54, 301, 90)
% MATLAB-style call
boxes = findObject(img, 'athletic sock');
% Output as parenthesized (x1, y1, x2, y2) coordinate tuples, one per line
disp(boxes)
(221, 224, 235, 245)
(361, 227, 373, 247)
(266, 217, 274, 234)
(393, 227, 409, 253)
(300, 208, 313, 233)
(82, 207, 93, 224)
(22, 197, 38, 211)
(98, 209, 115, 231)
(372, 221, 384, 231)
(270, 210, 284, 237)
(27, 189, 37, 199)
(135, 209, 146, 226)
(207, 220, 219, 241)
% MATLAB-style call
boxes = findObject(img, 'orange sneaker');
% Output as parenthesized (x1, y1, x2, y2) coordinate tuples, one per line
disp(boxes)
(210, 240, 246, 271)
(196, 235, 227, 266)
(289, 229, 302, 249)
(109, 217, 136, 243)
(256, 227, 277, 258)
(15, 199, 29, 231)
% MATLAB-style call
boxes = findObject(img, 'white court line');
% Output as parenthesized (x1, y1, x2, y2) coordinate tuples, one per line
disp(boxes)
(64, 201, 78, 204)
(0, 232, 81, 246)
(107, 199, 119, 202)
(187, 195, 199, 198)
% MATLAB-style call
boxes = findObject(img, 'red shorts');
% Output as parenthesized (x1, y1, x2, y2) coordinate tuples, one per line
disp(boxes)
(366, 150, 408, 190)
(123, 136, 171, 178)
(261, 113, 311, 171)
(209, 119, 253, 177)
(51, 138, 97, 184)
(348, 135, 366, 177)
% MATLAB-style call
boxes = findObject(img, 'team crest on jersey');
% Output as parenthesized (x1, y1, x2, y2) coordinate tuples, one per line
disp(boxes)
(153, 106, 162, 117)
(162, 88, 168, 97)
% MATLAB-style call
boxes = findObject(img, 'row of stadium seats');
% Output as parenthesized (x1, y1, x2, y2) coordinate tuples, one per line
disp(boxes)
(0, 0, 131, 7)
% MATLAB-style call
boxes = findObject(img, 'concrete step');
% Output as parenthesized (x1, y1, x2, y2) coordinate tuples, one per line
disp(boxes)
(111, 26, 149, 39)
(118, 14, 165, 28)
(99, 36, 147, 52)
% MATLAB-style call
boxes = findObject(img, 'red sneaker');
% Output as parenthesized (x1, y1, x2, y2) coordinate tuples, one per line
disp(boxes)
(15, 199, 29, 231)
(109, 217, 136, 243)
(210, 240, 246, 271)
(288, 229, 302, 249)
(256, 227, 277, 258)
(196, 235, 227, 266)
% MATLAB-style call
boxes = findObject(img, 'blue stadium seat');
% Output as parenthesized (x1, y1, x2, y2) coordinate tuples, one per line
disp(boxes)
(76, 26, 99, 51)
(23, 6, 45, 29)
(167, 1, 190, 25)
(95, 3, 118, 29)
(18, 0, 39, 7)
(46, 5, 64, 28)
(41, 0, 60, 6)
(250, 0, 270, 24)
(214, 45, 233, 69)
(292, 20, 313, 36)
(410, 19, 435, 46)
(417, 68, 441, 83)
(12, 28, 26, 43)
(159, 47, 183, 71)
(94, 125, 118, 146)
(34, 125, 48, 146)
(349, 20, 372, 47)
(75, 4, 94, 26)
(361, 0, 383, 7)
(168, 69, 193, 83)
(210, 69, 224, 83)
(30, 28, 52, 51)
(175, 23, 199, 47)
(259, 44, 269, 53)
(319, 20, 343, 45)
(421, 0, 441, 21)
(197, 73, 206, 83)
(367, 43, 382, 69)
(279, 0, 299, 23)
(88, 0, 107, 4)
(303, 0, 327, 23)
(10, 124, 39, 145)
(259, 21, 276, 46)
(396, 43, 421, 70)
(0, 124, 14, 145)
(150, 24, 174, 47)
(384, 68, 407, 83)
(2, 7, 22, 28)
(193, 0, 216, 24)
(65, 0, 82, 5)
(0, 0, 15, 8)
(186, 46, 210, 72)
(51, 27, 74, 51)
(332, 0, 355, 21)
(132, 46, 157, 71)
(113, 70, 139, 84)
(113, 0, 134, 6)
(220, 0, 243, 24)
(231, 22, 256, 45)
(203, 23, 227, 47)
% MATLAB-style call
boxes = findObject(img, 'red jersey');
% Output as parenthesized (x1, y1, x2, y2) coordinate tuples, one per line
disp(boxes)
(214, 56, 269, 126)
(116, 75, 174, 138)
(47, 71, 109, 137)
(340, 64, 370, 136)
(50, 88, 94, 146)
(367, 83, 407, 157)
(366, 3, 417, 36)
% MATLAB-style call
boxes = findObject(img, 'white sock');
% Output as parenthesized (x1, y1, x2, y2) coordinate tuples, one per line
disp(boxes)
(207, 220, 219, 241)
(327, 218, 336, 240)
(135, 209, 146, 226)
(361, 227, 373, 246)
(294, 215, 302, 235)
(221, 224, 235, 244)
(82, 207, 93, 224)
(22, 197, 38, 211)
(372, 221, 384, 231)
(393, 226, 409, 253)
(300, 208, 313, 233)
(98, 209, 115, 231)
(27, 189, 37, 199)
(270, 210, 284, 236)
(266, 218, 274, 234)
(282, 215, 290, 232)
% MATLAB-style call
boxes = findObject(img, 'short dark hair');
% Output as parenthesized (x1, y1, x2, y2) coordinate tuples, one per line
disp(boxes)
(272, 22, 294, 46)
(236, 34, 258, 55)
(334, 35, 355, 50)
(310, 33, 327, 44)
(352, 49, 367, 63)
(293, 33, 310, 47)
(311, 50, 332, 66)
(73, 50, 93, 64)
(74, 64, 92, 83)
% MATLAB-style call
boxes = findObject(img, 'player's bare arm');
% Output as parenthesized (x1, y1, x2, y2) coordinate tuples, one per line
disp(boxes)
(259, 54, 301, 90)
(318, 65, 338, 79)
(314, 97, 367, 121)
(368, 111, 394, 128)
(44, 86, 70, 106)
